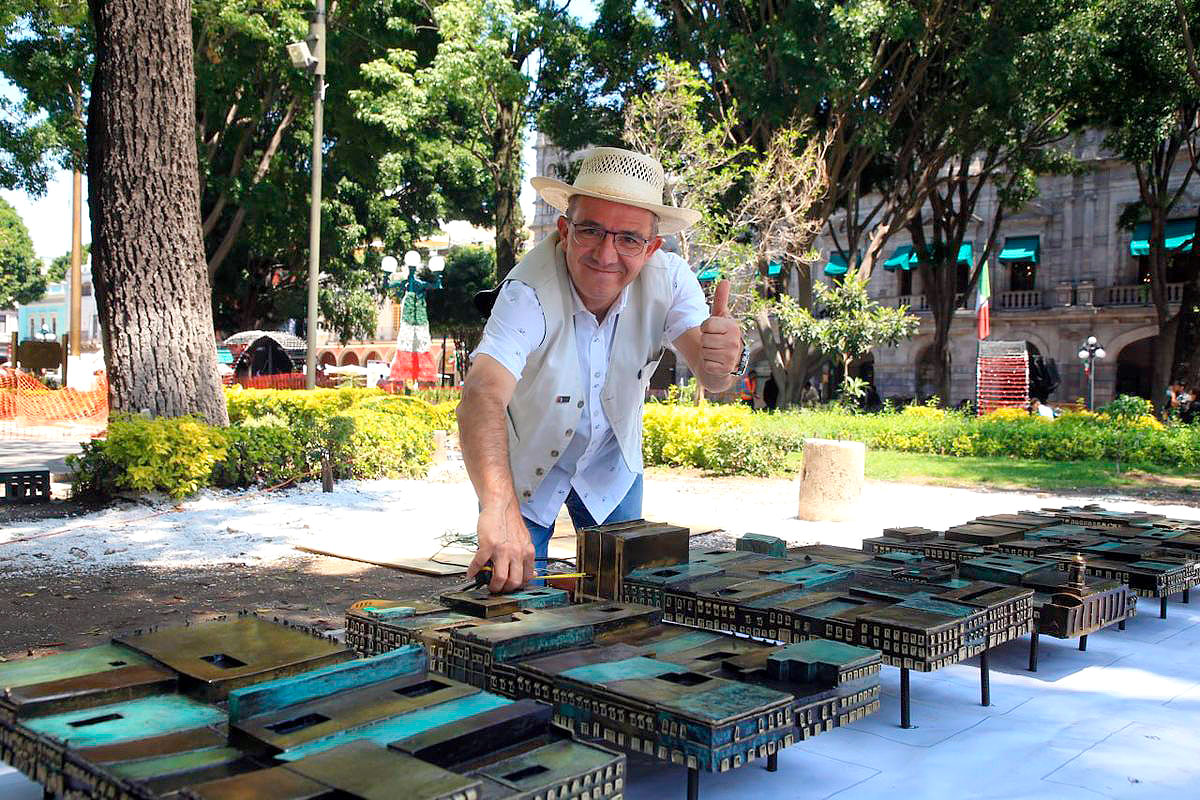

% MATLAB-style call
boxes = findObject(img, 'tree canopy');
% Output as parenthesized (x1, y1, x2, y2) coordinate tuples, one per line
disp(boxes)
(0, 195, 43, 309)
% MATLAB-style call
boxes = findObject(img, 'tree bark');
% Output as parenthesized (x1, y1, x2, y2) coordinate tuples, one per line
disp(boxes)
(1173, 270, 1200, 388)
(87, 0, 228, 425)
(493, 102, 523, 280)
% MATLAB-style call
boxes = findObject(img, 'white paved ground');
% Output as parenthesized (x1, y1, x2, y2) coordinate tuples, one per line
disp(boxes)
(626, 594, 1200, 799)
(4, 461, 1198, 577)
(2, 466, 1198, 798)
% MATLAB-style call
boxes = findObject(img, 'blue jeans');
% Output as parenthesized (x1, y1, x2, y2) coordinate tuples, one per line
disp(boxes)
(524, 473, 644, 563)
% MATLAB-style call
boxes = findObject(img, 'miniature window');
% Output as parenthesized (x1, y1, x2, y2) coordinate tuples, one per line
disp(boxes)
(395, 679, 449, 698)
(200, 653, 247, 668)
(266, 713, 330, 735)
(69, 713, 123, 728)
(658, 672, 711, 687)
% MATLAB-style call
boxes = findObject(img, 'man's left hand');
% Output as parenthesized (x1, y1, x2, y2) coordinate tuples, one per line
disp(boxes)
(699, 279, 743, 381)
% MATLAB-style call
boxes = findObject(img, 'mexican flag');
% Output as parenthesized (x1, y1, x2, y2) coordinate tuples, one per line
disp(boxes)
(976, 259, 991, 340)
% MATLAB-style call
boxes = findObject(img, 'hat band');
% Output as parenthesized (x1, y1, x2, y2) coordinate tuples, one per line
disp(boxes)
(573, 175, 662, 206)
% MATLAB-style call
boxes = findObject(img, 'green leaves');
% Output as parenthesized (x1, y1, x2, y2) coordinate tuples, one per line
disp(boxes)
(785, 274, 919, 401)
(0, 196, 43, 308)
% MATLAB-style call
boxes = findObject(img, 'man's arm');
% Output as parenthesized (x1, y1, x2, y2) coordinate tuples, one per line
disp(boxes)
(456, 354, 535, 592)
(672, 279, 743, 392)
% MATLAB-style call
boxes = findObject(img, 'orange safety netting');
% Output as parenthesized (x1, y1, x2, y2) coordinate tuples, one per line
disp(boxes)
(233, 372, 335, 390)
(0, 368, 109, 422)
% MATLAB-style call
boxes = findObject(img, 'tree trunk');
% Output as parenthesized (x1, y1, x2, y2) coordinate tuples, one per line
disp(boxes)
(493, 103, 523, 280)
(87, 0, 228, 425)
(1174, 272, 1200, 388)
(920, 261, 956, 406)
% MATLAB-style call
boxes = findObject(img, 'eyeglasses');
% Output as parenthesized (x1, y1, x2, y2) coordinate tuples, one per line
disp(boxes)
(566, 218, 653, 257)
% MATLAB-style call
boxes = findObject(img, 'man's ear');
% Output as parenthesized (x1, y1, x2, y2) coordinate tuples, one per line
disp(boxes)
(645, 236, 664, 258)
(556, 215, 570, 239)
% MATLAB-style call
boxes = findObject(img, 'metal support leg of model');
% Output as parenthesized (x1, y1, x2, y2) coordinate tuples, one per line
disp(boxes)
(767, 751, 778, 772)
(1118, 619, 1126, 631)
(980, 649, 991, 707)
(1161, 597, 1168, 619)
(900, 667, 912, 728)
(1028, 631, 1039, 672)
(687, 766, 699, 800)
(1078, 634, 1088, 652)
(1184, 589, 1190, 604)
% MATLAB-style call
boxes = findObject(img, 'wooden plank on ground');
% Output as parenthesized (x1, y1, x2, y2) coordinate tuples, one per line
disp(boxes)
(295, 545, 471, 576)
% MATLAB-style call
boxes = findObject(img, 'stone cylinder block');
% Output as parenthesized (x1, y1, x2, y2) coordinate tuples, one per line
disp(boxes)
(796, 438, 865, 522)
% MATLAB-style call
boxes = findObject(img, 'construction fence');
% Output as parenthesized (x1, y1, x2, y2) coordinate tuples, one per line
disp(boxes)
(0, 368, 109, 441)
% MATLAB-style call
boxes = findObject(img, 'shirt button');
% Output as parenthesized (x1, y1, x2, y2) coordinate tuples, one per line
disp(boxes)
(593, 337, 599, 343)
(550, 450, 559, 457)
(521, 490, 531, 498)
(565, 429, 573, 436)
(594, 372, 601, 378)
(535, 467, 544, 476)
(577, 400, 584, 408)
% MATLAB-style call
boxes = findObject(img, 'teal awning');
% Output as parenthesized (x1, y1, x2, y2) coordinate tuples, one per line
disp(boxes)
(216, 348, 233, 365)
(1130, 219, 1196, 256)
(697, 266, 720, 281)
(956, 242, 973, 265)
(998, 235, 1040, 263)
(883, 245, 916, 271)
(824, 252, 848, 276)
(767, 261, 782, 276)
(881, 242, 971, 270)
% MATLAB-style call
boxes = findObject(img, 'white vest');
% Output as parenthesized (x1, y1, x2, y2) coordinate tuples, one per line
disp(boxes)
(504, 233, 671, 503)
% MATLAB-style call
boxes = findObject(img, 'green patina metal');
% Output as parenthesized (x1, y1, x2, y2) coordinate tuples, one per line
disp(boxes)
(666, 680, 791, 725)
(475, 738, 613, 790)
(737, 534, 788, 558)
(895, 594, 975, 618)
(25, 694, 224, 747)
(562, 657, 687, 685)
(108, 746, 242, 780)
(228, 645, 426, 723)
(0, 644, 148, 691)
(276, 691, 511, 762)
(639, 630, 725, 656)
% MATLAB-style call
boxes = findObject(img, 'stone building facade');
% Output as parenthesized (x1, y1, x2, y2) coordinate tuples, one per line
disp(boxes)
(813, 130, 1191, 407)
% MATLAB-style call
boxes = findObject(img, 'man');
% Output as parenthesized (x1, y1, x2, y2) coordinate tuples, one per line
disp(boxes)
(456, 147, 746, 592)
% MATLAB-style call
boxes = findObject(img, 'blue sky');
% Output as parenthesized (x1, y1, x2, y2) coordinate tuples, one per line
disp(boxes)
(0, 1, 601, 263)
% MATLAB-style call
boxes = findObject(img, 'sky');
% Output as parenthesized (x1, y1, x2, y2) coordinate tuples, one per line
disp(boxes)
(0, 1, 601, 263)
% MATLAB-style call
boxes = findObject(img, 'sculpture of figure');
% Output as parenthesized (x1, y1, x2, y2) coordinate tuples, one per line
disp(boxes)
(388, 266, 442, 385)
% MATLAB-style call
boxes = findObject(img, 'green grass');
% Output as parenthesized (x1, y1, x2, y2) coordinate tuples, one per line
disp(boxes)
(778, 449, 1200, 493)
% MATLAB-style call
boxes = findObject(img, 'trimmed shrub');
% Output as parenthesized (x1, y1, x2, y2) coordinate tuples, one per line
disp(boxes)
(69, 412, 228, 499)
(70, 386, 458, 499)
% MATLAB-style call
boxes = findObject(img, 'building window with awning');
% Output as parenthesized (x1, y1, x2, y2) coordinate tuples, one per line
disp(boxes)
(999, 235, 1039, 292)
(884, 244, 915, 295)
(824, 251, 852, 285)
(1131, 219, 1196, 284)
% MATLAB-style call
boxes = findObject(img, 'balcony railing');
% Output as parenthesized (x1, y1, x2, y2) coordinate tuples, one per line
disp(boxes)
(1104, 283, 1184, 306)
(996, 289, 1042, 310)
(892, 294, 965, 312)
(875, 283, 1186, 311)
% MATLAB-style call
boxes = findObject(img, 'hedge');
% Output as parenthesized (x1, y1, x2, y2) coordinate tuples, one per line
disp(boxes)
(70, 387, 458, 499)
(642, 397, 1200, 475)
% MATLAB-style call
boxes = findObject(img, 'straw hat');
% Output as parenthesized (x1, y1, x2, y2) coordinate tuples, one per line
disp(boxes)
(530, 147, 702, 235)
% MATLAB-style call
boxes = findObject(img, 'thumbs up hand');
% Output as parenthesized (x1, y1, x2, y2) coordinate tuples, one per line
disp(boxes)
(699, 279, 744, 381)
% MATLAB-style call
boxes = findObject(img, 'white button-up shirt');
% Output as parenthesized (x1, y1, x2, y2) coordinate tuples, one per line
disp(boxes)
(473, 251, 709, 527)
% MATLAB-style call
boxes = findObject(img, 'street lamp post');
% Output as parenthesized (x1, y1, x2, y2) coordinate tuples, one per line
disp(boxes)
(1077, 335, 1107, 411)
(288, 0, 327, 388)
